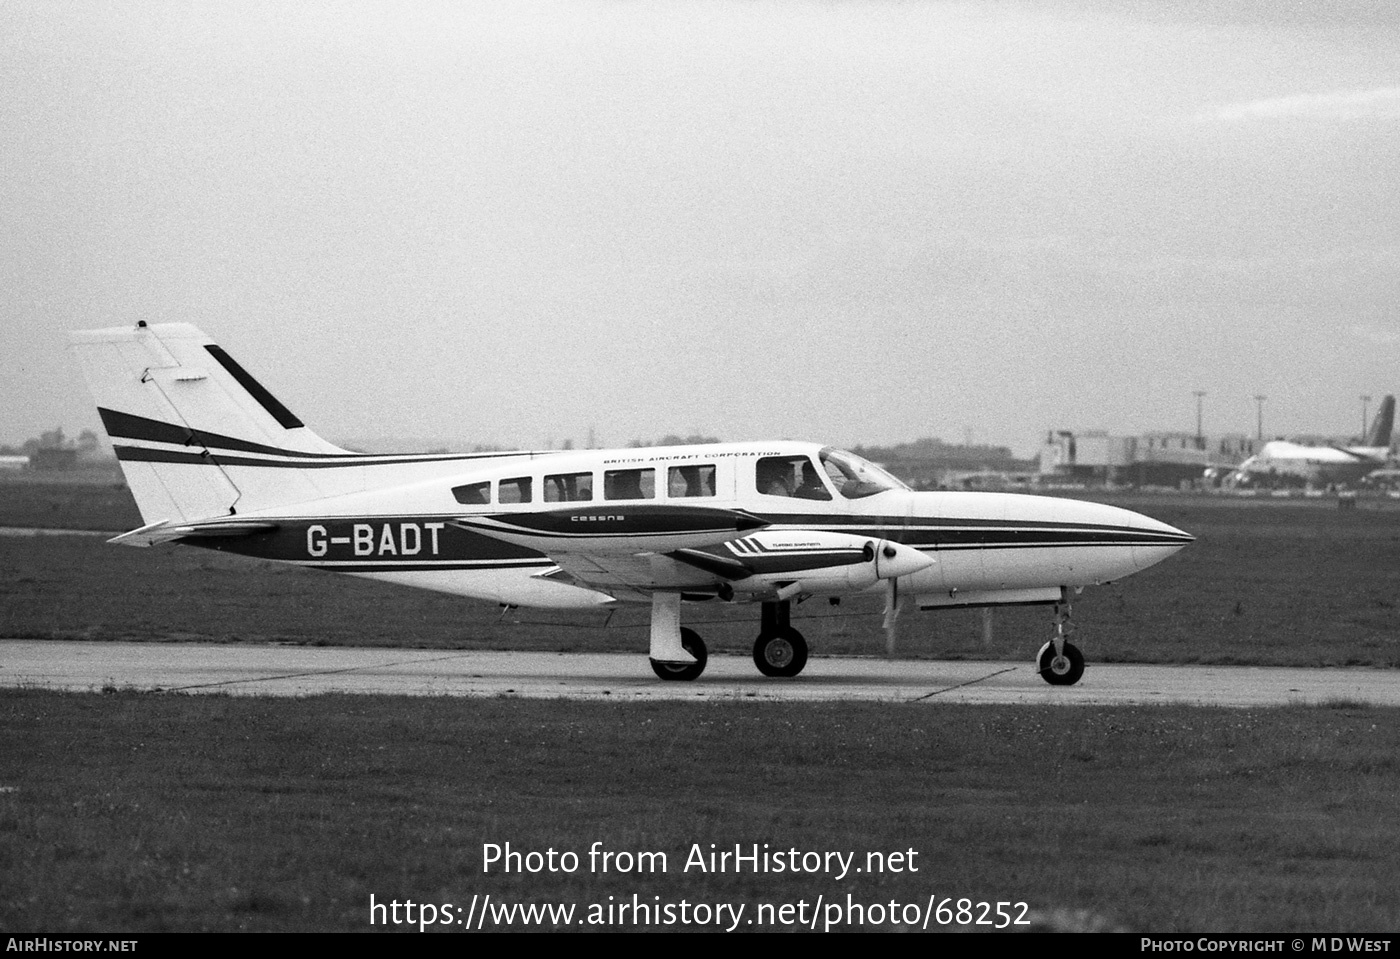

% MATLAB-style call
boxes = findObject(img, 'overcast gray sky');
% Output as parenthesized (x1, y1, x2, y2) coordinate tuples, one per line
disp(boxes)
(4, 0, 1398, 455)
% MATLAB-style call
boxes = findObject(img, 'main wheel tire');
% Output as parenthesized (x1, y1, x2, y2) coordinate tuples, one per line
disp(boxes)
(650, 628, 707, 681)
(753, 627, 809, 678)
(1036, 640, 1085, 686)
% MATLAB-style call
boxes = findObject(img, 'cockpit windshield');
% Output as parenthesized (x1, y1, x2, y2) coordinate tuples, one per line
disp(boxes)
(819, 447, 908, 499)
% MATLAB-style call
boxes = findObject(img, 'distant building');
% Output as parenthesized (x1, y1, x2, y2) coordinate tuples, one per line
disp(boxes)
(850, 438, 1035, 489)
(0, 455, 28, 471)
(1039, 430, 1258, 487)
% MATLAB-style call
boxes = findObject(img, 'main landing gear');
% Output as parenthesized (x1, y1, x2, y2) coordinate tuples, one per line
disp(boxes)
(753, 600, 808, 678)
(648, 593, 710, 681)
(648, 595, 810, 682)
(649, 627, 708, 682)
(1036, 589, 1085, 686)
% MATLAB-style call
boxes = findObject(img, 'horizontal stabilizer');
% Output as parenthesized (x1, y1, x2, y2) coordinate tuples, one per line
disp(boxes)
(108, 519, 280, 548)
(1327, 444, 1381, 462)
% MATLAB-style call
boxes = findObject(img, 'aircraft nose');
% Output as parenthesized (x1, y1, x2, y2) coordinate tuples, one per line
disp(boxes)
(1125, 512, 1194, 573)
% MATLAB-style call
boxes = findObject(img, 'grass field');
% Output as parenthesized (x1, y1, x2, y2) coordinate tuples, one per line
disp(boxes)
(2, 690, 1398, 933)
(4, 482, 1400, 669)
(5, 483, 1400, 933)
(0, 471, 137, 531)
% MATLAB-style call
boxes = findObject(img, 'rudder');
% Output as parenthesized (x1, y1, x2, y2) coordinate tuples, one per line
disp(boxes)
(70, 322, 346, 524)
(1365, 395, 1394, 449)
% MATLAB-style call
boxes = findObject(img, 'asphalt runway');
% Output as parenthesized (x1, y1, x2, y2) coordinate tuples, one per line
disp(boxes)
(3, 640, 1399, 706)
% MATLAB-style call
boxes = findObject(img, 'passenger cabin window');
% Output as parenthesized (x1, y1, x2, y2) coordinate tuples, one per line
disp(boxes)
(498, 476, 532, 504)
(755, 455, 832, 500)
(544, 471, 593, 502)
(669, 464, 716, 498)
(604, 468, 655, 500)
(452, 481, 490, 505)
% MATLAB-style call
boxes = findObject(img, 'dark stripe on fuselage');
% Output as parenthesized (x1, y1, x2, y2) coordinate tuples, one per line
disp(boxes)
(301, 560, 554, 573)
(752, 513, 1192, 547)
(757, 510, 1190, 538)
(185, 518, 545, 564)
(749, 523, 1184, 548)
(460, 505, 765, 539)
(904, 529, 1181, 547)
(178, 511, 1173, 576)
(114, 444, 524, 469)
(99, 427, 1188, 548)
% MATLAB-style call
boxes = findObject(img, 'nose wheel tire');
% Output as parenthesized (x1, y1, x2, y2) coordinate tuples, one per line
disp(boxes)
(753, 628, 808, 678)
(1036, 640, 1084, 686)
(651, 628, 708, 681)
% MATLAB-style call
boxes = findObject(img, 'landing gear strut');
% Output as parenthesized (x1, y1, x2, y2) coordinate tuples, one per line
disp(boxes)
(649, 592, 708, 681)
(1036, 589, 1084, 686)
(753, 601, 808, 678)
(651, 627, 708, 682)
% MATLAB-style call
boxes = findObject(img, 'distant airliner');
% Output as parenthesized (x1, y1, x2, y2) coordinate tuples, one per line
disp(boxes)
(1231, 395, 1394, 489)
(71, 323, 1192, 686)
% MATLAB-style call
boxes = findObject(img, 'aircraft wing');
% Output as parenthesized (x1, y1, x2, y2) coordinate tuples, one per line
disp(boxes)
(452, 505, 769, 553)
(1330, 445, 1387, 462)
(455, 508, 931, 603)
(451, 505, 771, 600)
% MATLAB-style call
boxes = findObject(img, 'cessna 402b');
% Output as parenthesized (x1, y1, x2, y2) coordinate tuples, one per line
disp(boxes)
(71, 323, 1192, 686)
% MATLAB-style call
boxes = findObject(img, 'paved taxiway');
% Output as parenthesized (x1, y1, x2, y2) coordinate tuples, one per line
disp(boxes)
(2, 640, 1398, 706)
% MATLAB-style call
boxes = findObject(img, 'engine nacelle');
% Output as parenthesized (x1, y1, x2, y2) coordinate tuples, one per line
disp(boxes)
(724, 530, 933, 599)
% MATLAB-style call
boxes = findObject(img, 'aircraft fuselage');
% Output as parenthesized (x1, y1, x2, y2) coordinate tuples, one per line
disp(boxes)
(185, 441, 1191, 611)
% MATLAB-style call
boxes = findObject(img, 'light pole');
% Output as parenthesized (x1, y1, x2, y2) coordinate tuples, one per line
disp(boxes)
(1254, 394, 1266, 442)
(1193, 391, 1206, 449)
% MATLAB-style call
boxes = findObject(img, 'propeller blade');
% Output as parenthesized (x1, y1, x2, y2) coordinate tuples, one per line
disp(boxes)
(882, 576, 900, 657)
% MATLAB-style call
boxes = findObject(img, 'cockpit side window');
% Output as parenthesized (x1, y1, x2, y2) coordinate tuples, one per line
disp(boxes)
(819, 448, 907, 499)
(545, 471, 593, 502)
(755, 455, 832, 500)
(668, 465, 716, 498)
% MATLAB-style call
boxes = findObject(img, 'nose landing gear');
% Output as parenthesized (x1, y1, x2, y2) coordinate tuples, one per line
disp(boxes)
(1036, 589, 1085, 686)
(650, 627, 708, 682)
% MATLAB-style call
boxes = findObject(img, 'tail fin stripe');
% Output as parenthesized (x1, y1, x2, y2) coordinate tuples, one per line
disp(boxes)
(203, 345, 305, 430)
(99, 408, 196, 448)
(101, 406, 540, 467)
(114, 446, 220, 466)
(100, 407, 348, 459)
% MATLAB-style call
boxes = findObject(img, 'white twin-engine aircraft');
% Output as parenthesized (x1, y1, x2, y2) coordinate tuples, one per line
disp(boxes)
(71, 323, 1192, 686)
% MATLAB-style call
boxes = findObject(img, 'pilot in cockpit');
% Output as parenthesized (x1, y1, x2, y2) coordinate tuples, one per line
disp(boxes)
(757, 460, 792, 497)
(794, 461, 831, 500)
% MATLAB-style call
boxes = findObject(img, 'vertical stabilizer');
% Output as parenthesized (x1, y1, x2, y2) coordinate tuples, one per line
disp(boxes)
(70, 323, 348, 523)
(1365, 395, 1394, 449)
